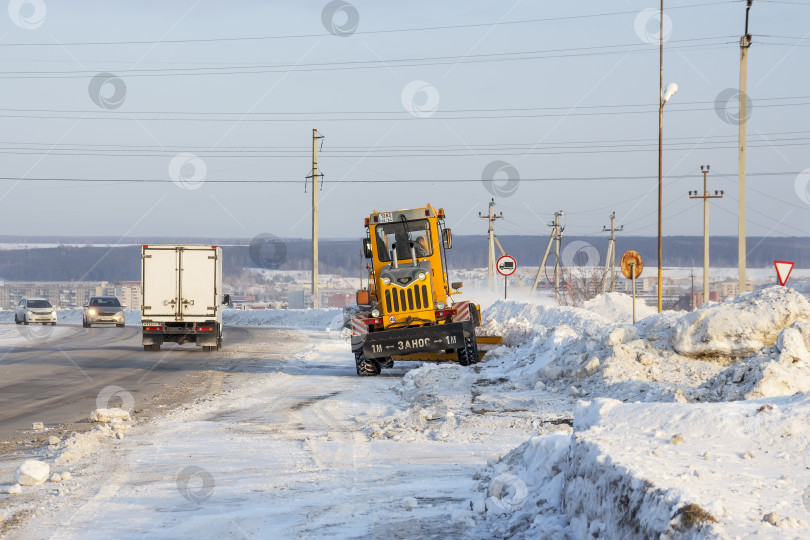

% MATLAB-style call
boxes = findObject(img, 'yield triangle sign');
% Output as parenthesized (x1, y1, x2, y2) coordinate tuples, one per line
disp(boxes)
(774, 260, 794, 286)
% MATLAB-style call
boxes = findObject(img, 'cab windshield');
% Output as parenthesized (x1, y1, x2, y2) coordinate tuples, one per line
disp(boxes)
(375, 219, 432, 262)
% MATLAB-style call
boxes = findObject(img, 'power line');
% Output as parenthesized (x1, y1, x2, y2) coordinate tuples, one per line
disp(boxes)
(0, 41, 738, 79)
(2, 127, 809, 152)
(0, 3, 736, 48)
(0, 93, 806, 117)
(3, 101, 810, 122)
(0, 171, 803, 184)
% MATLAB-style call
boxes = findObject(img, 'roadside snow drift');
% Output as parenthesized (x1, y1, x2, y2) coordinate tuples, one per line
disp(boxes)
(457, 286, 810, 538)
(671, 287, 810, 358)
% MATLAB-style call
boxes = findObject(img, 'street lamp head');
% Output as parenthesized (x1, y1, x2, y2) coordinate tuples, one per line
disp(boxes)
(662, 82, 679, 104)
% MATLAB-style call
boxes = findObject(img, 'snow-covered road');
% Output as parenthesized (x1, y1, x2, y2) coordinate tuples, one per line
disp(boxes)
(5, 329, 552, 539)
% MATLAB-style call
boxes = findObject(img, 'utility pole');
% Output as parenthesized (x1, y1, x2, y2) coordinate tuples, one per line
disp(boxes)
(689, 165, 723, 307)
(602, 212, 623, 293)
(738, 0, 753, 294)
(531, 211, 564, 297)
(305, 129, 324, 308)
(479, 198, 502, 291)
(690, 268, 696, 311)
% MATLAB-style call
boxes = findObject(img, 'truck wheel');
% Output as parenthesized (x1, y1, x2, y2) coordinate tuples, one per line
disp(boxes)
(457, 337, 478, 366)
(380, 358, 394, 369)
(355, 351, 381, 377)
(83, 319, 90, 328)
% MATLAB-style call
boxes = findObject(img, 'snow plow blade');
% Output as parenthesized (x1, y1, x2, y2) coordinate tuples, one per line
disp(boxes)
(391, 335, 503, 362)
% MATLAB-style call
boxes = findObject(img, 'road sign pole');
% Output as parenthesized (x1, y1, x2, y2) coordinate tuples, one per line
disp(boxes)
(631, 262, 637, 324)
(504, 274, 507, 300)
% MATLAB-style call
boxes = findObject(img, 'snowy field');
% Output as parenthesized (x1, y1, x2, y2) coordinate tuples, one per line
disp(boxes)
(2, 287, 810, 537)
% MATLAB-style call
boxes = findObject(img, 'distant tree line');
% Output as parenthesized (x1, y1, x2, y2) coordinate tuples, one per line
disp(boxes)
(0, 236, 807, 281)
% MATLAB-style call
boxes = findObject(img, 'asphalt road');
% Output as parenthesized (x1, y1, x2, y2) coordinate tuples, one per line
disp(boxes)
(0, 323, 254, 444)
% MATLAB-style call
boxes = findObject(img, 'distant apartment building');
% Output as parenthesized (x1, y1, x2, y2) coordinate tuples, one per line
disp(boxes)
(112, 281, 141, 310)
(0, 280, 140, 309)
(713, 280, 755, 301)
(0, 281, 109, 309)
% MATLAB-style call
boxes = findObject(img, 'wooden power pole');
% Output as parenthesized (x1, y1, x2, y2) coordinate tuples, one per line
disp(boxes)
(602, 212, 623, 292)
(689, 165, 723, 306)
(479, 198, 502, 291)
(306, 129, 324, 308)
(738, 0, 753, 295)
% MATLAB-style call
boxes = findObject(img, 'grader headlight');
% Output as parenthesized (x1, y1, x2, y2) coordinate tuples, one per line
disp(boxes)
(382, 276, 391, 285)
(417, 271, 427, 281)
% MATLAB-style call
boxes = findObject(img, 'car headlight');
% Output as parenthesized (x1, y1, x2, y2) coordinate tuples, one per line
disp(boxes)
(27, 311, 33, 317)
(371, 309, 380, 318)
(436, 301, 446, 310)
(417, 271, 427, 281)
(51, 311, 56, 316)
(88, 309, 97, 316)
(382, 277, 391, 285)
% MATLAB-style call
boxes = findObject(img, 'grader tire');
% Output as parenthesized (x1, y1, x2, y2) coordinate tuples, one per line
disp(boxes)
(355, 351, 381, 377)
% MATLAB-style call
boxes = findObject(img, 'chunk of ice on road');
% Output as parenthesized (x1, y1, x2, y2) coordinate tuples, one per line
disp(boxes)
(90, 408, 131, 423)
(6, 484, 22, 495)
(32, 422, 44, 430)
(14, 459, 50, 486)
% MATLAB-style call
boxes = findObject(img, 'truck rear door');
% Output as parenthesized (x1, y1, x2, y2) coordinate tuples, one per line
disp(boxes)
(142, 246, 180, 318)
(179, 247, 218, 318)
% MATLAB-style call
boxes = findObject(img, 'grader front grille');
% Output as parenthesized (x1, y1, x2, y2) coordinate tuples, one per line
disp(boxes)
(384, 284, 430, 313)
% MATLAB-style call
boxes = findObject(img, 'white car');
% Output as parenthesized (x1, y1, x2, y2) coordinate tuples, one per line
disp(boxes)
(14, 298, 57, 326)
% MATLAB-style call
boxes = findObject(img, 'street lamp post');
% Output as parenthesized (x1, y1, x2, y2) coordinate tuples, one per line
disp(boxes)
(658, 81, 678, 313)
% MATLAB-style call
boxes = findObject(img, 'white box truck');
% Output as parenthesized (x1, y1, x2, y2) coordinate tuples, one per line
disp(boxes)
(141, 245, 229, 352)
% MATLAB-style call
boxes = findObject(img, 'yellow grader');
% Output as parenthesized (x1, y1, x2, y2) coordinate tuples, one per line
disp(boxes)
(349, 203, 501, 376)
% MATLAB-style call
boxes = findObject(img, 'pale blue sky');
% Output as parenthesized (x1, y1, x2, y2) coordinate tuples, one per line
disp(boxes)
(0, 0, 808, 240)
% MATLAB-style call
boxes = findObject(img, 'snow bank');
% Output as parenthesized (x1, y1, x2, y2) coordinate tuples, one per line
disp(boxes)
(90, 408, 131, 423)
(563, 395, 810, 537)
(463, 432, 574, 538)
(672, 286, 810, 358)
(583, 292, 656, 323)
(222, 308, 343, 330)
(448, 287, 810, 536)
(477, 287, 810, 404)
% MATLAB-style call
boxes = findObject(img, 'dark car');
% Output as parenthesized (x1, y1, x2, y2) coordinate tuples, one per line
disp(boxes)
(83, 296, 125, 328)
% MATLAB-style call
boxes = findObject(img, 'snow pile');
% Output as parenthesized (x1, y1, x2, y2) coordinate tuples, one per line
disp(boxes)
(14, 460, 50, 486)
(222, 308, 343, 330)
(475, 286, 810, 405)
(562, 395, 810, 537)
(90, 408, 131, 423)
(698, 323, 810, 401)
(462, 432, 574, 538)
(443, 286, 810, 537)
(55, 424, 126, 464)
(582, 291, 656, 323)
(671, 286, 810, 358)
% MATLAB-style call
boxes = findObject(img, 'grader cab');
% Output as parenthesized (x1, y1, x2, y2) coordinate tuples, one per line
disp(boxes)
(349, 203, 501, 376)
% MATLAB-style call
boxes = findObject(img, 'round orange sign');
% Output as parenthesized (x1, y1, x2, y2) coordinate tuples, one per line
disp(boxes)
(620, 250, 643, 280)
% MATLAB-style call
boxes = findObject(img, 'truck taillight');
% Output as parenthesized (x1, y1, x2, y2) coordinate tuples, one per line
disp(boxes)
(196, 326, 214, 332)
(363, 318, 382, 325)
(435, 310, 455, 318)
(144, 326, 162, 331)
